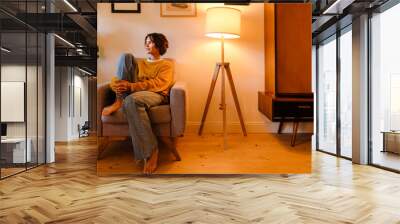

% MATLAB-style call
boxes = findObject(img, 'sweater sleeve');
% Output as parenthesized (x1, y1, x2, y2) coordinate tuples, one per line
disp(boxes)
(130, 61, 174, 94)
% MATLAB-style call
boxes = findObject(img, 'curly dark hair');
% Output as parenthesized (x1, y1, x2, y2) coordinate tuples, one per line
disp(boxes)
(145, 33, 169, 56)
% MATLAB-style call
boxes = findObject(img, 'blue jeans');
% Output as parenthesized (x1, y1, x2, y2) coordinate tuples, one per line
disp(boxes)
(116, 53, 166, 161)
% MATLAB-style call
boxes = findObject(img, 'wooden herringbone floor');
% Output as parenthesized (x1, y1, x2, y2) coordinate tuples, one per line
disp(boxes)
(98, 133, 311, 175)
(1, 135, 400, 223)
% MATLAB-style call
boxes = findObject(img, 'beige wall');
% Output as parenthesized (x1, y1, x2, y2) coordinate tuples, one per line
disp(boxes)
(97, 3, 313, 133)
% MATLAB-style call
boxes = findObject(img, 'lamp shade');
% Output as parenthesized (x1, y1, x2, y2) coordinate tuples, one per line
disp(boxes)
(205, 7, 241, 39)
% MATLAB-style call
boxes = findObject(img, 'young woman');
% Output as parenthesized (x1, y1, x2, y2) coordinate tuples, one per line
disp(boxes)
(102, 33, 173, 174)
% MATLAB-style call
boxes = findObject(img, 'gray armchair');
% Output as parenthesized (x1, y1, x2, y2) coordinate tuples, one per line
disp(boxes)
(97, 81, 187, 161)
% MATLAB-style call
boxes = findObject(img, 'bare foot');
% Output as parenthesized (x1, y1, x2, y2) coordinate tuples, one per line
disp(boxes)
(143, 148, 158, 174)
(102, 98, 122, 116)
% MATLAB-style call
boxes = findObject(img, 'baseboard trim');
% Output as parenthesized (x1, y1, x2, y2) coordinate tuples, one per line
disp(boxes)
(185, 121, 313, 134)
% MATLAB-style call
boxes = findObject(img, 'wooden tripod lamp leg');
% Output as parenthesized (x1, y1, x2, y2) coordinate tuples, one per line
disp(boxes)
(221, 64, 227, 150)
(291, 121, 299, 147)
(198, 64, 221, 135)
(224, 64, 247, 136)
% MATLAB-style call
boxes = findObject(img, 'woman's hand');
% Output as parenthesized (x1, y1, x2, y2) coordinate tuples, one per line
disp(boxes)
(114, 80, 131, 94)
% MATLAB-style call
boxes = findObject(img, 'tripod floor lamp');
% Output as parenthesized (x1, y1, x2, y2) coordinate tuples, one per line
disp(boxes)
(198, 7, 247, 149)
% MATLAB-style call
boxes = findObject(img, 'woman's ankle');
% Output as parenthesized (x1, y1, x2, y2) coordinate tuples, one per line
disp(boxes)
(143, 148, 158, 174)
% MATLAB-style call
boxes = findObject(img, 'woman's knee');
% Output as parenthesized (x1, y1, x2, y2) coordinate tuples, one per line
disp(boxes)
(124, 93, 143, 107)
(117, 53, 136, 81)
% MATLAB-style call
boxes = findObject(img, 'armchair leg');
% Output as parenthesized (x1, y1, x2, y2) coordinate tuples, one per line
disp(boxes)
(159, 137, 181, 161)
(98, 136, 110, 159)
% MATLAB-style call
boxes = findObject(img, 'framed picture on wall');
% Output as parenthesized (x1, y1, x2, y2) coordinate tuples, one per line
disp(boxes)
(111, 3, 141, 13)
(160, 3, 196, 17)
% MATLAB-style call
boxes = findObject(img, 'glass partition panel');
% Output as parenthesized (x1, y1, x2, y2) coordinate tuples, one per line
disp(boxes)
(0, 0, 46, 179)
(27, 31, 38, 169)
(38, 32, 45, 165)
(317, 36, 337, 154)
(1, 30, 27, 178)
(371, 3, 400, 171)
(339, 28, 352, 158)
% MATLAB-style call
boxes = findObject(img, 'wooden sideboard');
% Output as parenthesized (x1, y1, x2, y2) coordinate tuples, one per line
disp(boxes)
(258, 92, 313, 122)
(258, 3, 313, 146)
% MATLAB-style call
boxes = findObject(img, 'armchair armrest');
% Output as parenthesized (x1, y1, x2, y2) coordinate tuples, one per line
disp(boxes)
(97, 83, 115, 137)
(169, 82, 187, 137)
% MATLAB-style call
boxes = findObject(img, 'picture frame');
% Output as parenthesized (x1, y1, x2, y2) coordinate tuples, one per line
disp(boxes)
(160, 3, 196, 17)
(111, 3, 141, 13)
(224, 2, 250, 6)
